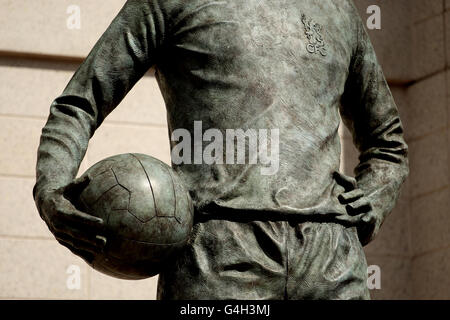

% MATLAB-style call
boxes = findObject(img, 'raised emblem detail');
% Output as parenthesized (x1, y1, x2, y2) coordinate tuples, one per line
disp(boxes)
(301, 14, 327, 56)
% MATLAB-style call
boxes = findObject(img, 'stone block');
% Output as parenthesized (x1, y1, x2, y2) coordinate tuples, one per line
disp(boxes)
(411, 0, 444, 23)
(0, 177, 51, 239)
(407, 71, 447, 140)
(412, 247, 450, 299)
(0, 238, 89, 299)
(410, 187, 450, 255)
(409, 130, 448, 197)
(0, 117, 46, 177)
(411, 14, 445, 80)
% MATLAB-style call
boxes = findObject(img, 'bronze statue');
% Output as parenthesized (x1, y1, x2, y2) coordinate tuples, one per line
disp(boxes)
(34, 0, 408, 299)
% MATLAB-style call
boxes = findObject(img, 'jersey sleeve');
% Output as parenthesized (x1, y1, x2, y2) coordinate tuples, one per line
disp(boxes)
(34, 0, 166, 199)
(339, 10, 409, 245)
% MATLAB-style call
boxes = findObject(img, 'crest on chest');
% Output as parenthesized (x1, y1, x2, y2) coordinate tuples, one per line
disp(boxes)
(301, 14, 327, 57)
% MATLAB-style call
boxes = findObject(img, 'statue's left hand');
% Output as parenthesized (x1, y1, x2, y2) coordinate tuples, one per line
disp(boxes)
(336, 188, 380, 245)
(332, 172, 380, 246)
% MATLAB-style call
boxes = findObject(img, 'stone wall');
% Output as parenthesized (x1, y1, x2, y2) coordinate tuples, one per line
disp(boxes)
(0, 0, 447, 299)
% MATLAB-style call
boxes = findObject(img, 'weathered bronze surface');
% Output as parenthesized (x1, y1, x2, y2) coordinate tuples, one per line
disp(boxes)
(34, 0, 408, 300)
(76, 153, 194, 280)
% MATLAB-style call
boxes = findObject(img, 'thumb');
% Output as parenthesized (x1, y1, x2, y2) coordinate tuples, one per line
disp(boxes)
(63, 174, 91, 202)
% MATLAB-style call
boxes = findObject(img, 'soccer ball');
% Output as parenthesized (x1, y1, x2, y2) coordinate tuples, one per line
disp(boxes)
(77, 153, 194, 280)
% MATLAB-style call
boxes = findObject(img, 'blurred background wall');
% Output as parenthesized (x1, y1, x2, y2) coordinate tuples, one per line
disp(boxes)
(0, 0, 448, 299)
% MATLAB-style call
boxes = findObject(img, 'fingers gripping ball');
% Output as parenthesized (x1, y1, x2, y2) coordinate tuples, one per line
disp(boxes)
(76, 153, 194, 280)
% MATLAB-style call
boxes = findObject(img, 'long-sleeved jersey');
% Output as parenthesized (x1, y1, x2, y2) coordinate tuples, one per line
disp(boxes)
(35, 0, 408, 238)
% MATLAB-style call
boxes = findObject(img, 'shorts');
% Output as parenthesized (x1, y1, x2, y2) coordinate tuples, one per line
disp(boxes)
(157, 217, 370, 300)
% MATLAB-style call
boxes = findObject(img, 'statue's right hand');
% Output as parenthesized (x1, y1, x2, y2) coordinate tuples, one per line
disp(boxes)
(34, 176, 106, 263)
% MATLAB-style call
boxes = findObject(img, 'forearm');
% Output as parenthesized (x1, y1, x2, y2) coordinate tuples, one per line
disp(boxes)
(340, 6, 409, 244)
(355, 113, 409, 216)
(342, 93, 409, 244)
(34, 95, 95, 200)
